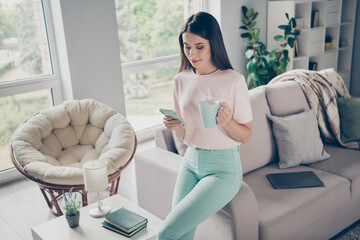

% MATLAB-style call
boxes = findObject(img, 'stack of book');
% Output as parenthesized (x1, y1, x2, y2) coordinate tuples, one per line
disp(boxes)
(309, 62, 318, 71)
(311, 10, 320, 28)
(102, 207, 148, 238)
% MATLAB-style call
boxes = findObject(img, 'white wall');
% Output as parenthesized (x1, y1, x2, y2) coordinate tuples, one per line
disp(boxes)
(208, 0, 267, 77)
(50, 0, 126, 115)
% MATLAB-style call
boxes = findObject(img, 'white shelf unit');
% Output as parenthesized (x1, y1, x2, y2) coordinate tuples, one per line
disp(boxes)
(267, 0, 357, 91)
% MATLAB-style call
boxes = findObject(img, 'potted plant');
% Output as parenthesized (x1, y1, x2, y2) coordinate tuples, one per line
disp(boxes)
(325, 36, 332, 51)
(240, 6, 300, 89)
(63, 187, 82, 228)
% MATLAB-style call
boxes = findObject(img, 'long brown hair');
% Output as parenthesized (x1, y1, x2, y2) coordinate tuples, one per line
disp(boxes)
(178, 11, 233, 73)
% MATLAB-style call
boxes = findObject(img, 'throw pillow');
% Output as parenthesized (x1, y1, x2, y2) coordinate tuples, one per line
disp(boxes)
(267, 109, 330, 169)
(337, 97, 360, 143)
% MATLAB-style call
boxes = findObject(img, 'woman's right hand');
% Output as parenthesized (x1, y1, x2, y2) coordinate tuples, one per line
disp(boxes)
(163, 117, 183, 130)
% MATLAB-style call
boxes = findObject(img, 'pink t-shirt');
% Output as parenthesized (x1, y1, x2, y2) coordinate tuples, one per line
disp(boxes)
(173, 68, 253, 149)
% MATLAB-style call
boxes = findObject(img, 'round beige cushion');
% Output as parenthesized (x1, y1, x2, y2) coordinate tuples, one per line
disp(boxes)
(11, 99, 135, 185)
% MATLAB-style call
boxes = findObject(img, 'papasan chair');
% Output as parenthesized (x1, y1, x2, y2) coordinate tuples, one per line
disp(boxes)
(10, 99, 136, 216)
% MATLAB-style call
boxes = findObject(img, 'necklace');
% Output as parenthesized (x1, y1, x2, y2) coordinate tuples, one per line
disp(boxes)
(195, 68, 219, 75)
(207, 68, 219, 74)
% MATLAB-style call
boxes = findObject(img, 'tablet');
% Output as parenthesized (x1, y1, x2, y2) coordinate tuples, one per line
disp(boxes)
(266, 171, 325, 189)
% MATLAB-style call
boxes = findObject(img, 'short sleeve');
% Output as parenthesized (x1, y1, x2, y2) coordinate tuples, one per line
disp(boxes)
(232, 75, 253, 124)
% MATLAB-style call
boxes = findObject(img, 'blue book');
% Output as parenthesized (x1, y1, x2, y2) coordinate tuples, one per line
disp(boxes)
(102, 221, 147, 237)
(104, 207, 148, 233)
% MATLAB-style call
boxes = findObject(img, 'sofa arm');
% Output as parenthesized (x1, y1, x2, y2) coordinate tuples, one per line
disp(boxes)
(155, 126, 177, 153)
(135, 147, 182, 220)
(228, 181, 259, 240)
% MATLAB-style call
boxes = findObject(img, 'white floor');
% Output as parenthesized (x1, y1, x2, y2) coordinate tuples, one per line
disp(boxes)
(0, 139, 155, 240)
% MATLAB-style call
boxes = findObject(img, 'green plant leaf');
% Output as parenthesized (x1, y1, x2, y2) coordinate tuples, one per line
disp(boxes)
(241, 6, 248, 18)
(273, 62, 280, 69)
(252, 12, 259, 21)
(258, 66, 268, 75)
(292, 29, 300, 36)
(241, 32, 251, 38)
(247, 60, 257, 72)
(264, 56, 270, 63)
(255, 28, 260, 38)
(239, 26, 248, 30)
(246, 8, 254, 18)
(282, 49, 289, 58)
(249, 29, 255, 38)
(259, 43, 267, 51)
(285, 27, 291, 35)
(268, 60, 275, 68)
(285, 13, 289, 20)
(245, 49, 255, 59)
(254, 79, 261, 87)
(278, 25, 288, 30)
(287, 37, 294, 47)
(250, 72, 259, 81)
(274, 35, 285, 41)
(291, 18, 296, 28)
(241, 19, 247, 26)
(259, 59, 266, 67)
(280, 57, 288, 68)
(279, 65, 287, 74)
(249, 21, 257, 29)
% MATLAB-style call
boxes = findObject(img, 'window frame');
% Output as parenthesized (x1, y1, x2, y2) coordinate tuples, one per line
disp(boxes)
(121, 0, 206, 141)
(121, 54, 180, 75)
(0, 0, 63, 179)
(0, 0, 63, 104)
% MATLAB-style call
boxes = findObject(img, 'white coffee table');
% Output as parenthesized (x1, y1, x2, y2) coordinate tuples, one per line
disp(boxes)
(32, 194, 163, 240)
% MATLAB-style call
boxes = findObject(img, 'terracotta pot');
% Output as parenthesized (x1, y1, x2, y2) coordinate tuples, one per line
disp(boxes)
(65, 212, 80, 228)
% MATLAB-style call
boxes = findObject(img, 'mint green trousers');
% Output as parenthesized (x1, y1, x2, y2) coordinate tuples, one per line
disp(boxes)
(157, 146, 242, 240)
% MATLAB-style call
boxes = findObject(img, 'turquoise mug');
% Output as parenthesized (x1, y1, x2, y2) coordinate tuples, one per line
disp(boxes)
(199, 100, 225, 128)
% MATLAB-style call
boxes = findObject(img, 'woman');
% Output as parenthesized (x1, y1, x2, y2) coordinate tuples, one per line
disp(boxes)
(158, 11, 252, 240)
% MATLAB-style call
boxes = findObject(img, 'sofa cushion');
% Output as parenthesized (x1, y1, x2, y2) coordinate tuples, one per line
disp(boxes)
(267, 110, 330, 169)
(310, 143, 360, 198)
(337, 97, 360, 143)
(240, 86, 277, 174)
(244, 163, 350, 240)
(266, 81, 310, 117)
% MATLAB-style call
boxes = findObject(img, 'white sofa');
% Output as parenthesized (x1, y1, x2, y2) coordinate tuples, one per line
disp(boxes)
(135, 81, 360, 240)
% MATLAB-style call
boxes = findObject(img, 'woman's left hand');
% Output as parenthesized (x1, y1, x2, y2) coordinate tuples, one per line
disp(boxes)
(216, 102, 232, 127)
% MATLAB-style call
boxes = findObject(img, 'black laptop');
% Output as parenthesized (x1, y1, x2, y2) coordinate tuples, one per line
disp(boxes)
(266, 171, 325, 189)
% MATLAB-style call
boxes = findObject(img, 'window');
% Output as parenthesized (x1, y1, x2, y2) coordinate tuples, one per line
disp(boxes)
(0, 90, 53, 171)
(115, 0, 202, 132)
(0, 0, 62, 172)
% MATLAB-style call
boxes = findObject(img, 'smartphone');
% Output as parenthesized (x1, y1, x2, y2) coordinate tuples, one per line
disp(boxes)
(159, 108, 186, 126)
